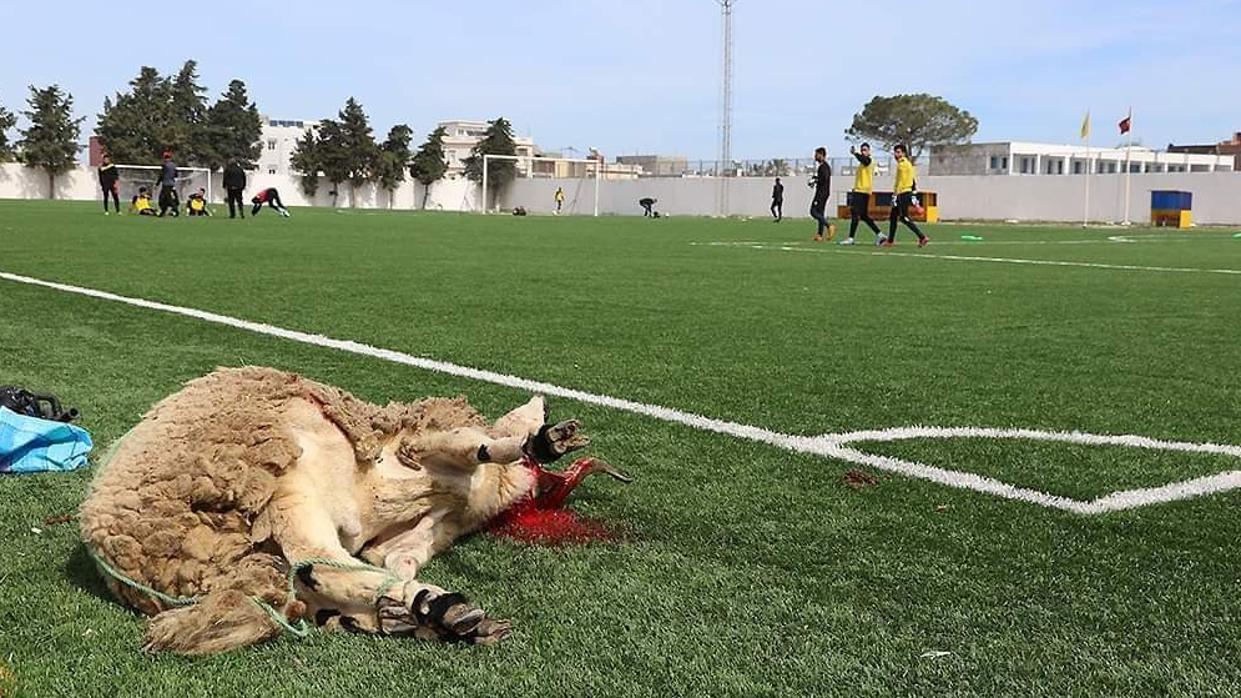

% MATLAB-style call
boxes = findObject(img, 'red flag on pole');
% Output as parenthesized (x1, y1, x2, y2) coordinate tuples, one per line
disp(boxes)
(1118, 111, 1132, 135)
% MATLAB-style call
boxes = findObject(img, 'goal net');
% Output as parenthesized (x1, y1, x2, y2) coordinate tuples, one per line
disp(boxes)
(481, 154, 602, 216)
(114, 165, 212, 209)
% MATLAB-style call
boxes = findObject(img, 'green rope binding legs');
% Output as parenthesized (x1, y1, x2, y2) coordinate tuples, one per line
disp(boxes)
(285, 558, 403, 606)
(88, 549, 401, 642)
(87, 546, 200, 607)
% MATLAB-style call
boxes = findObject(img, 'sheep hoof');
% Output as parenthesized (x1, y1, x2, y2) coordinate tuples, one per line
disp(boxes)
(526, 420, 590, 463)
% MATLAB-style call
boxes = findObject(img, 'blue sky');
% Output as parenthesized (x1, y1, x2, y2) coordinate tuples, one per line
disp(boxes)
(2, 0, 1238, 159)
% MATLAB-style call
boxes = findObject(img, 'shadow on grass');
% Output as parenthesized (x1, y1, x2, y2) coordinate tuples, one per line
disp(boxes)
(64, 543, 136, 613)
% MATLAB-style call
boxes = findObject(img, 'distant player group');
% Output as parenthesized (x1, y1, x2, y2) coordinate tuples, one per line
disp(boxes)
(96, 151, 290, 220)
(774, 143, 928, 248)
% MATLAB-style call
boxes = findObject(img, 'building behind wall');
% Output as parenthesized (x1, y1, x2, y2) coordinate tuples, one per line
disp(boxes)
(1168, 132, 1241, 171)
(929, 141, 1233, 176)
(438, 120, 536, 179)
(616, 154, 689, 177)
(259, 117, 320, 177)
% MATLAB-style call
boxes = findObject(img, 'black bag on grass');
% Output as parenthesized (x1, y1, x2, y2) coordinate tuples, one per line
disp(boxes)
(0, 387, 79, 423)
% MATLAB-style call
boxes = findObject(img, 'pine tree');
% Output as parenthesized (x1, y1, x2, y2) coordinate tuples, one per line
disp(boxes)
(409, 126, 448, 209)
(0, 98, 16, 162)
(203, 79, 262, 171)
(463, 118, 517, 209)
(314, 119, 350, 206)
(167, 60, 209, 162)
(313, 99, 378, 207)
(289, 127, 323, 197)
(17, 85, 84, 198)
(96, 66, 172, 163)
(375, 124, 412, 207)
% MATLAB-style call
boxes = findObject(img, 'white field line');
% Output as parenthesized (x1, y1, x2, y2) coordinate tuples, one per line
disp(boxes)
(3, 269, 1239, 514)
(691, 242, 1241, 275)
(693, 234, 1216, 248)
(883, 251, 1241, 276)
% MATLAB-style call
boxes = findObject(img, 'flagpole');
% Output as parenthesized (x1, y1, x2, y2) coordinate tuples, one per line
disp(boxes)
(1083, 111, 1091, 228)
(1123, 107, 1133, 226)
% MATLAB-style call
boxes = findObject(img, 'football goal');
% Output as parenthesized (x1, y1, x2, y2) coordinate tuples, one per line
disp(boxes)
(113, 165, 213, 206)
(481, 154, 600, 216)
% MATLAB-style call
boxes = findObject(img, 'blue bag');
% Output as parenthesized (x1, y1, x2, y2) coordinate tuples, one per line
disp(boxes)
(0, 407, 93, 474)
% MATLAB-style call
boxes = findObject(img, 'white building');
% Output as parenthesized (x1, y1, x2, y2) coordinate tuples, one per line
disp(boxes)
(929, 141, 1234, 176)
(259, 117, 320, 177)
(438, 120, 536, 179)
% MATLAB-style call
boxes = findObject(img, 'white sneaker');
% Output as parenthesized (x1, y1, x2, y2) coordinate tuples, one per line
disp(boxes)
(838, 238, 856, 246)
(875, 235, 888, 247)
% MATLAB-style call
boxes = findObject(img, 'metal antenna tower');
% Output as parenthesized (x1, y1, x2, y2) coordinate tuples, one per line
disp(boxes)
(716, 0, 735, 217)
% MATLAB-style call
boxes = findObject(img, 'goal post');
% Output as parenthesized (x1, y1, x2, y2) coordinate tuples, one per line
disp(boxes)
(113, 165, 213, 206)
(481, 154, 600, 216)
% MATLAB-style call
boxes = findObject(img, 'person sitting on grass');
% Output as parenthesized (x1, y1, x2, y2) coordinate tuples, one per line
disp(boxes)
(186, 188, 211, 217)
(130, 187, 157, 216)
(251, 187, 291, 217)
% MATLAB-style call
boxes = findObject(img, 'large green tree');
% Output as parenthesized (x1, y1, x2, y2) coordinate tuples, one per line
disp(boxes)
(409, 125, 448, 209)
(374, 124, 412, 207)
(463, 117, 517, 209)
(167, 60, 209, 162)
(17, 85, 83, 198)
(314, 119, 351, 206)
(289, 127, 323, 198)
(202, 79, 262, 171)
(0, 98, 16, 162)
(316, 98, 378, 207)
(96, 66, 172, 164)
(846, 94, 978, 162)
(96, 61, 258, 169)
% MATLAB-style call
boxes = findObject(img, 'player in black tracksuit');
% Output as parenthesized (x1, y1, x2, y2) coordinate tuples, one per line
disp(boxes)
(809, 147, 833, 241)
(155, 154, 179, 217)
(222, 160, 247, 219)
(770, 177, 784, 222)
(97, 155, 120, 214)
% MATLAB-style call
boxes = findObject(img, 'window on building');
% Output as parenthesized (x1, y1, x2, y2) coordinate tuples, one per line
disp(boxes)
(1001, 157, 1009, 171)
(267, 139, 277, 151)
(1073, 161, 1083, 174)
(989, 156, 999, 170)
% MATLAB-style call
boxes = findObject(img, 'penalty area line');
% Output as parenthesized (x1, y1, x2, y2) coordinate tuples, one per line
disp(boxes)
(2, 269, 1238, 515)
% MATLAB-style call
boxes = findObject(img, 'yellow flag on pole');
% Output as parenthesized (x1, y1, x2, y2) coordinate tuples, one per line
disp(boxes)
(1080, 110, 1091, 140)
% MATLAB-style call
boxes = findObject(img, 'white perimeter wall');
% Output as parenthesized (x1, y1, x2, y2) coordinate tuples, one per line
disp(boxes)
(508, 172, 1241, 225)
(3, 162, 1240, 224)
(0, 163, 479, 213)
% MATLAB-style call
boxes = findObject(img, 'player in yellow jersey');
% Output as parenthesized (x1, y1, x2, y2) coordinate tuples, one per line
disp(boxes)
(883, 144, 929, 248)
(554, 186, 565, 215)
(840, 143, 882, 245)
(130, 187, 157, 216)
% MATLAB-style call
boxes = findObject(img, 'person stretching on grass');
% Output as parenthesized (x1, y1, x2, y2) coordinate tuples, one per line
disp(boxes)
(883, 144, 928, 248)
(809, 147, 834, 242)
(639, 197, 657, 217)
(840, 143, 881, 245)
(251, 187, 291, 217)
(98, 154, 120, 215)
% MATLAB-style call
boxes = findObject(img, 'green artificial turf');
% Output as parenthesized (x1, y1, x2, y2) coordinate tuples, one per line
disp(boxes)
(0, 201, 1238, 697)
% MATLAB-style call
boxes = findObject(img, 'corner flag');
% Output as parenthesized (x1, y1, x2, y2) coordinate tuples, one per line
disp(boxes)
(1080, 111, 1091, 140)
